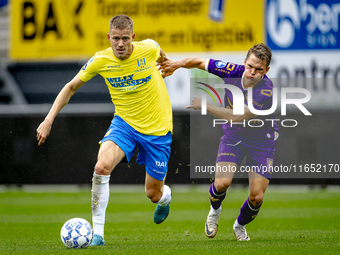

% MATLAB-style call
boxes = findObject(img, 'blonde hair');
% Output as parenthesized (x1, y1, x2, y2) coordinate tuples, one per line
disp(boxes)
(109, 15, 133, 33)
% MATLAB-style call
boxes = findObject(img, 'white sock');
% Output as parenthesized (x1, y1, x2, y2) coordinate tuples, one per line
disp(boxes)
(210, 205, 221, 213)
(234, 219, 242, 227)
(157, 185, 171, 207)
(92, 173, 110, 238)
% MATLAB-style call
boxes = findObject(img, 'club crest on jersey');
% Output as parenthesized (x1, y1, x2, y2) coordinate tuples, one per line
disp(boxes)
(215, 61, 227, 68)
(137, 58, 146, 69)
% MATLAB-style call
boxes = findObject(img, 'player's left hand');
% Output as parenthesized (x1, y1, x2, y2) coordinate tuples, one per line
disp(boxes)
(186, 97, 202, 110)
(157, 58, 178, 78)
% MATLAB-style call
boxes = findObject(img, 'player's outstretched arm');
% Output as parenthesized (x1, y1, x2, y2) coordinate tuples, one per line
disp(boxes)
(158, 57, 207, 77)
(186, 97, 256, 122)
(36, 75, 85, 146)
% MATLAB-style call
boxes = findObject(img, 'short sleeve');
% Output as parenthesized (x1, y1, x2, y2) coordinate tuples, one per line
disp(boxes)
(78, 56, 98, 82)
(207, 59, 243, 79)
(144, 39, 160, 62)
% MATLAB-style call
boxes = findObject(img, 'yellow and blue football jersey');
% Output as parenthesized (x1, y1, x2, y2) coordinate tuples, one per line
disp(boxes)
(78, 39, 172, 136)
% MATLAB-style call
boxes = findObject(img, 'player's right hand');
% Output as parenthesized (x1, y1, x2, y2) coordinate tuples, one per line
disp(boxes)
(36, 119, 53, 146)
(186, 97, 202, 110)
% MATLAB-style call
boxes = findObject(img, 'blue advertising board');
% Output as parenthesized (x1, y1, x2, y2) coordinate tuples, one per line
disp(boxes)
(266, 0, 340, 50)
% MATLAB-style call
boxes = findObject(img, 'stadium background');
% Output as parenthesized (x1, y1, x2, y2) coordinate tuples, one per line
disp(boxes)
(0, 0, 339, 185)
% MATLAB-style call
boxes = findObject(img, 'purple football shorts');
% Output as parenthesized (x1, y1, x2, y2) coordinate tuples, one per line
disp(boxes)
(216, 134, 277, 180)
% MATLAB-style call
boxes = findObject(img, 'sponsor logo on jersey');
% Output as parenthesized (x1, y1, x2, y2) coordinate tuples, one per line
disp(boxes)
(261, 89, 272, 97)
(226, 63, 235, 71)
(215, 61, 227, 68)
(106, 74, 151, 88)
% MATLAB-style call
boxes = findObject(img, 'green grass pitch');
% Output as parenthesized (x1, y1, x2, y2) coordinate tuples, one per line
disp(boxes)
(0, 185, 339, 254)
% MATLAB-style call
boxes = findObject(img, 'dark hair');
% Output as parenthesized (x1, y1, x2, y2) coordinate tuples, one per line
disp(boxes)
(246, 43, 272, 67)
(109, 15, 134, 33)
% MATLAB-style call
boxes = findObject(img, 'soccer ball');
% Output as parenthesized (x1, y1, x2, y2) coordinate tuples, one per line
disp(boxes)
(60, 218, 93, 248)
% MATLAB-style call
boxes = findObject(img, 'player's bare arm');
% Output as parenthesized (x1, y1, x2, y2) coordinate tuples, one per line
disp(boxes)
(36, 75, 85, 146)
(186, 97, 256, 122)
(158, 57, 207, 77)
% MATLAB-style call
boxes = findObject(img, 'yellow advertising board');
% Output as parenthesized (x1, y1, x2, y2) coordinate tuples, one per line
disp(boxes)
(10, 0, 264, 61)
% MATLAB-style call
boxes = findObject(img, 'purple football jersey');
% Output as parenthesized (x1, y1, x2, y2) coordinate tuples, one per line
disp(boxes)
(207, 59, 279, 145)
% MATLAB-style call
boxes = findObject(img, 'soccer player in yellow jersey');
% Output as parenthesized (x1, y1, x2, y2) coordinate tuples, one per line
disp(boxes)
(36, 15, 173, 246)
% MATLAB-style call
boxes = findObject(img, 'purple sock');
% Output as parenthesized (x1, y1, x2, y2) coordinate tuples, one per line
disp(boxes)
(209, 182, 226, 209)
(237, 198, 262, 225)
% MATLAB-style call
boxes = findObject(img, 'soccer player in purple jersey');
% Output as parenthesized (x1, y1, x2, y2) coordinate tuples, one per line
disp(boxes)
(159, 43, 279, 241)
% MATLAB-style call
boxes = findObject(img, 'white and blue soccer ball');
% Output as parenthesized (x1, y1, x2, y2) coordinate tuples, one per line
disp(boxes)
(60, 218, 93, 249)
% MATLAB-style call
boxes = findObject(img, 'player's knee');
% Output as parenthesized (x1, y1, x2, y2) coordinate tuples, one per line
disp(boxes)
(214, 179, 232, 193)
(94, 162, 111, 176)
(146, 189, 162, 203)
(249, 193, 264, 206)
